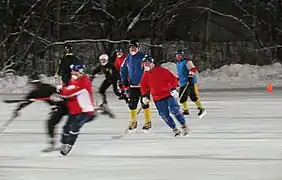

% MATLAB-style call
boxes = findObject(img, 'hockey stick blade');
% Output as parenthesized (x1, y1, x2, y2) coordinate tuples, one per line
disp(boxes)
(95, 107, 116, 119)
(3, 97, 51, 103)
(112, 128, 129, 139)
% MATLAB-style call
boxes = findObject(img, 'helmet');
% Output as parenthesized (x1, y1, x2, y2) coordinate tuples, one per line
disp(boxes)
(129, 40, 140, 48)
(99, 54, 109, 66)
(175, 49, 184, 55)
(142, 54, 155, 64)
(142, 55, 155, 71)
(65, 44, 72, 53)
(115, 47, 124, 52)
(70, 64, 85, 73)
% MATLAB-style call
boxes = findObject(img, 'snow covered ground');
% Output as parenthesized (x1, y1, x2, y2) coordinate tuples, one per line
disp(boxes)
(0, 90, 282, 180)
(1, 63, 282, 94)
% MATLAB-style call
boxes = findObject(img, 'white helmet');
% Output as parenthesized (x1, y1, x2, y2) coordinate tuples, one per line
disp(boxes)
(99, 54, 109, 66)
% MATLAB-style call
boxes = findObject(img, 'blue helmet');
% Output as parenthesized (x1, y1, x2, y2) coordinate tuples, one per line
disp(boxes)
(70, 64, 85, 73)
(175, 49, 184, 55)
(142, 55, 155, 64)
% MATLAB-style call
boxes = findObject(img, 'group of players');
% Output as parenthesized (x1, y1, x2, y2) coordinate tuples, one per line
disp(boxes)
(9, 40, 207, 156)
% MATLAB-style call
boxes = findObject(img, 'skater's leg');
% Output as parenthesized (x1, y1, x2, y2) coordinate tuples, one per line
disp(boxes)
(99, 80, 112, 105)
(189, 83, 207, 118)
(179, 86, 189, 115)
(60, 115, 73, 145)
(155, 99, 177, 130)
(140, 93, 151, 130)
(168, 96, 186, 126)
(127, 88, 139, 130)
(60, 113, 94, 156)
(47, 106, 64, 144)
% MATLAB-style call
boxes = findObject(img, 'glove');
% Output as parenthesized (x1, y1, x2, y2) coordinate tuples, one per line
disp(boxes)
(122, 81, 129, 87)
(188, 75, 193, 85)
(170, 89, 179, 100)
(56, 85, 63, 92)
(142, 96, 150, 105)
(50, 93, 63, 102)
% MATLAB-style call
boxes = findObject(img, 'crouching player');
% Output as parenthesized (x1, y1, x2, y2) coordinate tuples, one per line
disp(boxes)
(56, 64, 95, 156)
(140, 55, 189, 137)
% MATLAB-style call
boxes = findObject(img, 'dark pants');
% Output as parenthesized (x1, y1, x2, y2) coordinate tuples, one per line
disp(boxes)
(61, 113, 95, 146)
(99, 79, 120, 104)
(155, 96, 186, 129)
(46, 105, 68, 144)
(179, 84, 198, 103)
(128, 87, 150, 110)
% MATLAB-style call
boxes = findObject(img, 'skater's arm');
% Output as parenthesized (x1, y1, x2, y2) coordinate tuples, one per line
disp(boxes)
(165, 69, 178, 89)
(91, 65, 101, 77)
(186, 59, 197, 76)
(140, 73, 149, 96)
(120, 58, 129, 85)
(60, 85, 84, 98)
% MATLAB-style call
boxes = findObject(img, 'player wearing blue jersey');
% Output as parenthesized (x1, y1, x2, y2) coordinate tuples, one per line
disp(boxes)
(175, 49, 207, 118)
(120, 40, 152, 132)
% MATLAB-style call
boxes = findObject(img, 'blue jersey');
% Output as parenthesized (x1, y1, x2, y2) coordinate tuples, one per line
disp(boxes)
(176, 58, 197, 87)
(120, 51, 145, 85)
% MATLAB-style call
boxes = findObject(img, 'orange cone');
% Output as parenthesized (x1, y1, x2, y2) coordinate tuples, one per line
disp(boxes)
(267, 83, 273, 92)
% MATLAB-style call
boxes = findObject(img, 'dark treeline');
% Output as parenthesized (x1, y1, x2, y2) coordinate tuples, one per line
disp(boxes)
(0, 0, 282, 76)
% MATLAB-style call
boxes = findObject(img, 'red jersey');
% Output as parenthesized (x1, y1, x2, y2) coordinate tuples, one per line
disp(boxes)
(114, 54, 127, 72)
(60, 75, 95, 115)
(140, 66, 178, 101)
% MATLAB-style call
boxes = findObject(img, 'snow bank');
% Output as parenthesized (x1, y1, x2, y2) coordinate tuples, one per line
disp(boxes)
(1, 62, 282, 94)
(162, 62, 282, 89)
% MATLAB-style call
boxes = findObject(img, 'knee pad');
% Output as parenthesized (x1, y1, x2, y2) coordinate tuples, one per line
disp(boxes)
(129, 99, 138, 110)
(142, 103, 150, 109)
(179, 94, 188, 103)
(190, 94, 198, 102)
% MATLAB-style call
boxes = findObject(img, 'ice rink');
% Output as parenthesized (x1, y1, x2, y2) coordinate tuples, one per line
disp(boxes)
(0, 90, 281, 180)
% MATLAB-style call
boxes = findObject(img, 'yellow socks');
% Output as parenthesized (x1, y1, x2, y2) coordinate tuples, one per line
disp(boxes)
(195, 100, 203, 109)
(130, 109, 137, 122)
(182, 101, 189, 111)
(143, 108, 151, 123)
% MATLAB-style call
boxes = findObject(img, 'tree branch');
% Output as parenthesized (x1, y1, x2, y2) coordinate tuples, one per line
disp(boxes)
(127, 0, 153, 32)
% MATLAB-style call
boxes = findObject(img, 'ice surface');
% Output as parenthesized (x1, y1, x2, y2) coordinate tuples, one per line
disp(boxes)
(1, 63, 282, 94)
(0, 90, 281, 180)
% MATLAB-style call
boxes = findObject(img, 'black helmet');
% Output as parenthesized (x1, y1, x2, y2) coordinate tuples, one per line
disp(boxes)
(175, 49, 184, 55)
(129, 40, 140, 48)
(142, 55, 155, 64)
(115, 47, 124, 53)
(65, 44, 72, 53)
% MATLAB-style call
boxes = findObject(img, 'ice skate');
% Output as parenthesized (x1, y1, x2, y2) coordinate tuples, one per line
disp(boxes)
(173, 128, 181, 137)
(60, 144, 72, 156)
(128, 121, 137, 133)
(142, 121, 152, 133)
(181, 124, 190, 136)
(183, 109, 189, 115)
(198, 108, 207, 118)
(41, 144, 56, 152)
(41, 139, 57, 152)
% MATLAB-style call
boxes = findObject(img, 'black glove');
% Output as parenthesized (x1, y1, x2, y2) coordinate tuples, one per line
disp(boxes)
(188, 75, 193, 85)
(122, 81, 129, 87)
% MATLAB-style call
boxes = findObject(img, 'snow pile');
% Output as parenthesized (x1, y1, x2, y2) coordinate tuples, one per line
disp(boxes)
(1, 62, 282, 94)
(162, 62, 282, 89)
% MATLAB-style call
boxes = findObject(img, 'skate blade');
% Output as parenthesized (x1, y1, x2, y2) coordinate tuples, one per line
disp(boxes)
(41, 146, 62, 153)
(198, 111, 207, 119)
